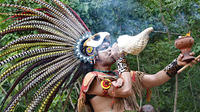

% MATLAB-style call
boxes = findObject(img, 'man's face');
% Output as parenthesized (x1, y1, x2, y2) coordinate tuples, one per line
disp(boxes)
(95, 40, 116, 65)
(84, 32, 118, 65)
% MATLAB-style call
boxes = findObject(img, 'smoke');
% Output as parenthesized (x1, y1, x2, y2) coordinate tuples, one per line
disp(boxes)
(191, 3, 200, 20)
(77, 0, 164, 41)
(75, 0, 200, 41)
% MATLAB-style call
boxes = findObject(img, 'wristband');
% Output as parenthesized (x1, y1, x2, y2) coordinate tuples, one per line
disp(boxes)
(116, 57, 129, 75)
(164, 59, 183, 77)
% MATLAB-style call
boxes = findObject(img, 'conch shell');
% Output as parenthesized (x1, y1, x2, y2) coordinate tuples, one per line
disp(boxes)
(117, 27, 154, 55)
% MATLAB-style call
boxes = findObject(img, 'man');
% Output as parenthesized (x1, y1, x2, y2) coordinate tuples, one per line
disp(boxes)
(78, 32, 199, 112)
(0, 1, 198, 111)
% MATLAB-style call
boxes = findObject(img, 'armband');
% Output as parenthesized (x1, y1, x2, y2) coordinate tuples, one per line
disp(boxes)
(164, 59, 183, 77)
(116, 57, 129, 75)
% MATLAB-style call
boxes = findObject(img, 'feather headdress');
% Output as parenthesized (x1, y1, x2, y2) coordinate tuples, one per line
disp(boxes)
(0, 0, 105, 111)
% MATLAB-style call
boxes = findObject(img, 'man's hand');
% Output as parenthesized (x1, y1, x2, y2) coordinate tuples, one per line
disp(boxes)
(111, 43, 122, 60)
(177, 52, 200, 67)
(112, 78, 124, 88)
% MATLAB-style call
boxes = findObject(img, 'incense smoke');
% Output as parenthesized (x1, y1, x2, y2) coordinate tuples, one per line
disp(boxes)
(77, 0, 164, 42)
(75, 0, 200, 42)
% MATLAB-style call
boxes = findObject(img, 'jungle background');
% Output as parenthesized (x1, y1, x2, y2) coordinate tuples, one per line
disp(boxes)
(0, 0, 200, 112)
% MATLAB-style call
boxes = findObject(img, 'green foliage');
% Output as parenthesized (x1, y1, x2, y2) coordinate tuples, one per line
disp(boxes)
(0, 0, 200, 112)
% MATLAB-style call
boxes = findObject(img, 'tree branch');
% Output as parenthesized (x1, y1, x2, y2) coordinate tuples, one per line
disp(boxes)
(137, 55, 140, 71)
(62, 87, 73, 112)
(0, 85, 7, 95)
(159, 0, 171, 40)
(188, 74, 197, 112)
(173, 75, 178, 112)
(153, 30, 182, 36)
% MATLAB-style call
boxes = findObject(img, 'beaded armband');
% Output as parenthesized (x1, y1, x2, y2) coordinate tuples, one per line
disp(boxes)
(164, 59, 183, 77)
(116, 57, 129, 75)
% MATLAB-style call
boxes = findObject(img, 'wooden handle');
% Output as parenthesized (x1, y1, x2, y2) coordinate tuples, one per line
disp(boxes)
(177, 55, 200, 74)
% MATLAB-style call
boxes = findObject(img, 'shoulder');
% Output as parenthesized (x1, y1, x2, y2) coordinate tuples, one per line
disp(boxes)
(81, 72, 97, 93)
(83, 72, 97, 87)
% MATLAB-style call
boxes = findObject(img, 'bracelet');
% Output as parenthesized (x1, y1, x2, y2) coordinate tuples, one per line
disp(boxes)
(164, 59, 183, 77)
(116, 57, 129, 75)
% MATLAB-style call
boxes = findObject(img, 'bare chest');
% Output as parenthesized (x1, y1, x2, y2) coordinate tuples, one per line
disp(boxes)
(89, 96, 124, 112)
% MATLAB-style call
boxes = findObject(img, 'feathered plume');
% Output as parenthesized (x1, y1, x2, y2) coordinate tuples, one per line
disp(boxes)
(0, 0, 91, 111)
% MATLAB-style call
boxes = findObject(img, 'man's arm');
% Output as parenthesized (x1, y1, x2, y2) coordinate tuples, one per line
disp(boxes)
(141, 53, 199, 88)
(141, 70, 170, 88)
(87, 72, 133, 98)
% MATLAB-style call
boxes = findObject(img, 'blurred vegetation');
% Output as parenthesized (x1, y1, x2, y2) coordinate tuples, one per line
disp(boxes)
(0, 0, 200, 112)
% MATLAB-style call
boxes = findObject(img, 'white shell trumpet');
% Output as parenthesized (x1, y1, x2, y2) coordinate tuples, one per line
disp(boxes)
(117, 27, 154, 55)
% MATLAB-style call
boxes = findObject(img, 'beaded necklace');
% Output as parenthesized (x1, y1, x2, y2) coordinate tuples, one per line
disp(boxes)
(93, 69, 117, 76)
